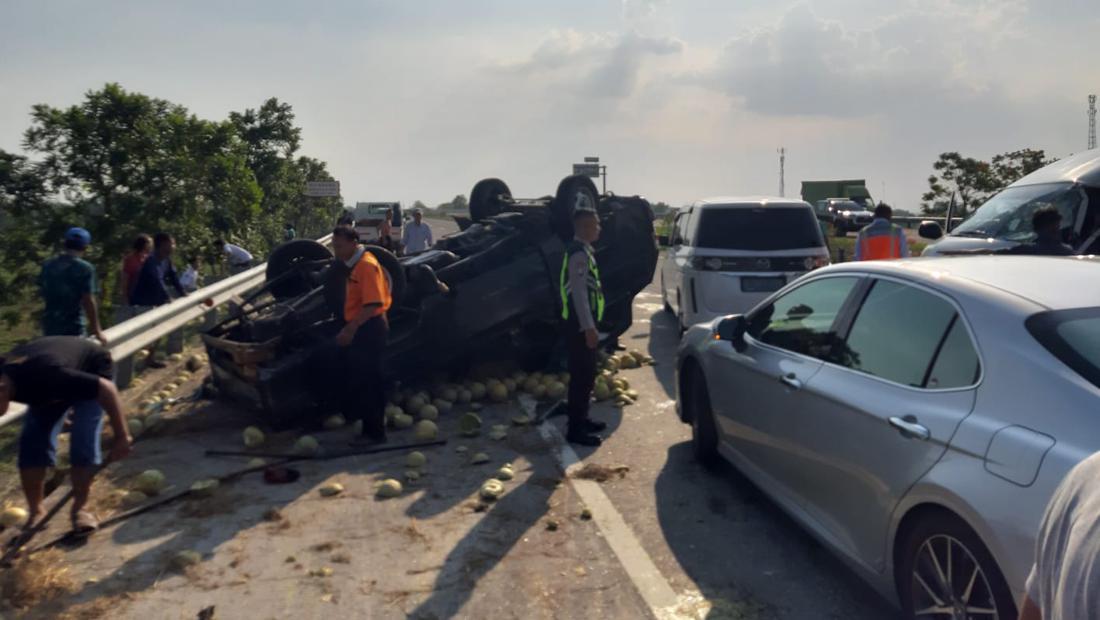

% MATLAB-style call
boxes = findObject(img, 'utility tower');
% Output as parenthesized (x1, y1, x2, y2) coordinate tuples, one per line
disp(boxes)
(1089, 95, 1097, 150)
(778, 147, 786, 197)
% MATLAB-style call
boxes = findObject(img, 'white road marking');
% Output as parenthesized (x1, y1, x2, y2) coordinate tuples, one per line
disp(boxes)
(521, 397, 683, 618)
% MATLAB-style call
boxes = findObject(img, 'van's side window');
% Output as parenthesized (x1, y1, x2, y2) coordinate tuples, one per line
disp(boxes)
(677, 210, 693, 246)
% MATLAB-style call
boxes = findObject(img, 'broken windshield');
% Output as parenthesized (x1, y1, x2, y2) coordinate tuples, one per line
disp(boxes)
(952, 182, 1082, 241)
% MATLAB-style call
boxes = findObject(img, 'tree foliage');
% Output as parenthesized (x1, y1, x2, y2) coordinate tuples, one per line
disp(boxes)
(1, 83, 342, 314)
(922, 149, 1053, 217)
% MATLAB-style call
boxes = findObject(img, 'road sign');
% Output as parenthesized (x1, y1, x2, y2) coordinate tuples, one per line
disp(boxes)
(573, 163, 600, 178)
(305, 180, 340, 197)
(584, 156, 600, 163)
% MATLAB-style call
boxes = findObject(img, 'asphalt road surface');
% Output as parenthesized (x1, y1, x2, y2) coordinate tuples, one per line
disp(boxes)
(24, 271, 900, 620)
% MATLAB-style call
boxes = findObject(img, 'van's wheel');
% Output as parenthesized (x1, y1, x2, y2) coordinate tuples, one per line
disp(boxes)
(688, 368, 720, 469)
(897, 512, 1016, 620)
(551, 175, 600, 241)
(470, 178, 512, 223)
(363, 245, 407, 307)
(267, 239, 334, 300)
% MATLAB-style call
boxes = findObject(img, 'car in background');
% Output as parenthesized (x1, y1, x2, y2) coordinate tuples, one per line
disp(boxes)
(675, 255, 1100, 619)
(354, 201, 403, 244)
(815, 198, 875, 237)
(659, 197, 829, 332)
(921, 150, 1100, 255)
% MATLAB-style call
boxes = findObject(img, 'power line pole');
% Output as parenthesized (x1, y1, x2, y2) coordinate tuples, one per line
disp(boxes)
(778, 147, 786, 197)
(1089, 94, 1097, 150)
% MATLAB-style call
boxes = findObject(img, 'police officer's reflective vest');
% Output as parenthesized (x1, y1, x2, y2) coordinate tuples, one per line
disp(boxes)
(559, 241, 605, 323)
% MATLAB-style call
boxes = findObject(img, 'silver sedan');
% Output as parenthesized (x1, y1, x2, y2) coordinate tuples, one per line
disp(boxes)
(675, 256, 1100, 619)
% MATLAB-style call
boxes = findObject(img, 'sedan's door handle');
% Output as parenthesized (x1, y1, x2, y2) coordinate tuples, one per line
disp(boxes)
(889, 416, 931, 441)
(779, 373, 802, 390)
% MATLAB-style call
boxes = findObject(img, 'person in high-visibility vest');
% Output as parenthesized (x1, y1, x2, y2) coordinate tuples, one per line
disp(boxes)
(854, 204, 910, 261)
(559, 209, 606, 447)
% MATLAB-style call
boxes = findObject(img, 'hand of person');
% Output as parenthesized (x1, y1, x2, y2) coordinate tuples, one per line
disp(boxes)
(109, 434, 133, 463)
(93, 329, 109, 346)
(336, 325, 356, 347)
(585, 328, 599, 350)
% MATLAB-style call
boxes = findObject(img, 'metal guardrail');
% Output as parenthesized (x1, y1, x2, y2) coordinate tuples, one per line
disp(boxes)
(0, 234, 333, 429)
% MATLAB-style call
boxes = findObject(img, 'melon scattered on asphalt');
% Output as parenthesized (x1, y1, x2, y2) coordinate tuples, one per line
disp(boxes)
(393, 413, 415, 429)
(503, 378, 517, 393)
(489, 383, 509, 402)
(547, 382, 567, 400)
(404, 469, 421, 482)
(134, 470, 167, 495)
(523, 377, 540, 393)
(532, 384, 548, 400)
(128, 418, 144, 437)
(168, 353, 184, 362)
(469, 382, 487, 400)
(243, 426, 265, 448)
(414, 420, 438, 441)
(376, 479, 403, 498)
(620, 355, 639, 369)
(406, 395, 427, 412)
(189, 479, 219, 498)
(495, 464, 515, 481)
(1, 506, 28, 527)
(295, 435, 320, 455)
(594, 383, 611, 401)
(432, 399, 453, 415)
(247, 457, 266, 469)
(470, 452, 490, 465)
(319, 482, 344, 497)
(186, 354, 204, 372)
(459, 412, 482, 437)
(441, 387, 458, 402)
(406, 451, 427, 468)
(480, 479, 505, 500)
(511, 414, 532, 426)
(419, 404, 440, 421)
(122, 490, 148, 506)
(172, 550, 202, 570)
(457, 389, 472, 403)
(323, 415, 346, 430)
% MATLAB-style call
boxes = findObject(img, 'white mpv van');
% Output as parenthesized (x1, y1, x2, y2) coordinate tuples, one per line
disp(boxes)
(660, 197, 830, 331)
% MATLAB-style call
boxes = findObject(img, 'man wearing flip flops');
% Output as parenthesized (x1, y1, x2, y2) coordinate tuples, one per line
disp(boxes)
(0, 336, 132, 534)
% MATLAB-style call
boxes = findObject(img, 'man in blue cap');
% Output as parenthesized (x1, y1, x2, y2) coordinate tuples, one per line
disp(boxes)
(38, 227, 106, 345)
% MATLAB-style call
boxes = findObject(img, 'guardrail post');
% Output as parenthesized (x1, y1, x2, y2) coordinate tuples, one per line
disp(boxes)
(167, 328, 184, 355)
(115, 355, 134, 390)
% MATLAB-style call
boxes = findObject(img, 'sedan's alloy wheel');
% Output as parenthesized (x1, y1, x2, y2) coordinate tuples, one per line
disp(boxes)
(910, 534, 998, 620)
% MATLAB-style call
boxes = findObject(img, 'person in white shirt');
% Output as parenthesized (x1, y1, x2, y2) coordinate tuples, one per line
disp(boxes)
(179, 255, 202, 293)
(216, 239, 254, 274)
(402, 210, 434, 254)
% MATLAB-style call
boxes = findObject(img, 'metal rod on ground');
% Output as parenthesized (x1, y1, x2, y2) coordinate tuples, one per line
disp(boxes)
(203, 439, 447, 461)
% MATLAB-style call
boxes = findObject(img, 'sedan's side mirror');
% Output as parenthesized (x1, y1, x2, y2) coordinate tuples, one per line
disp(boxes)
(715, 315, 748, 352)
(918, 221, 944, 240)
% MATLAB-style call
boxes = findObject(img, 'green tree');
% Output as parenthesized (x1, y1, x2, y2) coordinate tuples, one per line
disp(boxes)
(920, 152, 998, 217)
(22, 83, 262, 299)
(990, 149, 1051, 188)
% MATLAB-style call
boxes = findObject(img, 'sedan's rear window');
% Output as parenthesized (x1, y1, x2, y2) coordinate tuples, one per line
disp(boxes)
(1027, 308, 1100, 389)
(695, 207, 824, 251)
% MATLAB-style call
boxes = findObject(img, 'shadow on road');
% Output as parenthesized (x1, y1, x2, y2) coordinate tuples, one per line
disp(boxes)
(654, 442, 899, 619)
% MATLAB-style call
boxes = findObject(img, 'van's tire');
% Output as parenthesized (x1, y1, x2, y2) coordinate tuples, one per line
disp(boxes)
(470, 178, 512, 223)
(363, 245, 407, 308)
(896, 512, 1016, 620)
(267, 240, 333, 300)
(551, 175, 600, 241)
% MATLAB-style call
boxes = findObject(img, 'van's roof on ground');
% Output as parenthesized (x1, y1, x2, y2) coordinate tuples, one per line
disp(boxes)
(696, 197, 811, 208)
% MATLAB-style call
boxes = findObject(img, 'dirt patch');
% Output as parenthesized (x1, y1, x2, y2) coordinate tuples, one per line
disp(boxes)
(178, 491, 242, 519)
(311, 541, 342, 553)
(0, 548, 75, 610)
(571, 464, 629, 483)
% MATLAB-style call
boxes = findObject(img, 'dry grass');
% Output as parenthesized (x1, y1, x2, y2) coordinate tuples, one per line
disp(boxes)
(0, 548, 75, 610)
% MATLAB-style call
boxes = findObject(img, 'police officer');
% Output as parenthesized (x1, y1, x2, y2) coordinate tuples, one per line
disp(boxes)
(560, 209, 607, 447)
(330, 225, 392, 446)
(0, 337, 132, 533)
(854, 204, 910, 261)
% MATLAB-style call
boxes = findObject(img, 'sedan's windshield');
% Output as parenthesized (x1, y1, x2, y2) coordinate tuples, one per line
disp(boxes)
(952, 183, 1083, 241)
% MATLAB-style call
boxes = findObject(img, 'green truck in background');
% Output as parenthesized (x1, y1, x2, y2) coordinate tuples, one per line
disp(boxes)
(801, 179, 876, 237)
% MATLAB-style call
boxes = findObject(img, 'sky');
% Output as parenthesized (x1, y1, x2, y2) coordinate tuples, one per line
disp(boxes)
(2, 0, 1098, 210)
